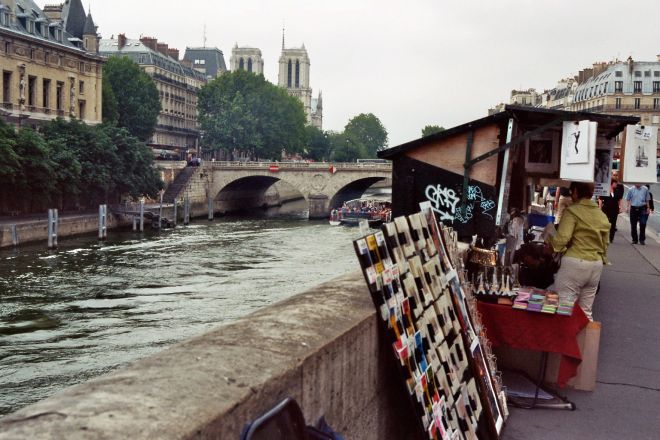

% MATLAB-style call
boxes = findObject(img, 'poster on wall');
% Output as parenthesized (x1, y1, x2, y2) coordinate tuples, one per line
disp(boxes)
(622, 125, 658, 183)
(593, 137, 615, 197)
(560, 121, 597, 182)
(562, 120, 591, 164)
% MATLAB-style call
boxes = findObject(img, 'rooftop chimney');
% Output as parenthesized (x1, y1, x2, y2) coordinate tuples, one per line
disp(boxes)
(140, 37, 158, 51)
(118, 33, 127, 50)
(181, 59, 192, 68)
(167, 48, 179, 61)
(43, 4, 62, 21)
(157, 43, 169, 56)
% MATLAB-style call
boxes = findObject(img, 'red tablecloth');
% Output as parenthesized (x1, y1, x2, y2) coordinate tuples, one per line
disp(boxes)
(476, 302, 589, 387)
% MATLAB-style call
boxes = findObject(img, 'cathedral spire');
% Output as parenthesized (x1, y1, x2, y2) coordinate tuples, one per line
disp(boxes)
(281, 26, 285, 50)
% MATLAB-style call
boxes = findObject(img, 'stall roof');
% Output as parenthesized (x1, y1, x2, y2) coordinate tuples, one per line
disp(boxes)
(378, 105, 640, 159)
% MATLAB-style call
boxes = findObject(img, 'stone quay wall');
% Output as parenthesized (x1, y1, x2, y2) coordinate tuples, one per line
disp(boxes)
(0, 272, 421, 440)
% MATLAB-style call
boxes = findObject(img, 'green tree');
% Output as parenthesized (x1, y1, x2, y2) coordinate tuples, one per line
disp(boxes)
(344, 113, 388, 158)
(102, 75, 119, 125)
(103, 56, 161, 141)
(328, 131, 367, 162)
(198, 70, 307, 160)
(12, 128, 56, 211)
(0, 120, 20, 212)
(421, 125, 445, 137)
(304, 125, 331, 161)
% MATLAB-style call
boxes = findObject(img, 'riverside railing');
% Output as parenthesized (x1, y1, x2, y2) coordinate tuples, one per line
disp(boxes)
(207, 161, 392, 171)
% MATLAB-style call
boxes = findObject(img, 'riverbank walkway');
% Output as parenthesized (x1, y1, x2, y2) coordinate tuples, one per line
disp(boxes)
(503, 216, 660, 440)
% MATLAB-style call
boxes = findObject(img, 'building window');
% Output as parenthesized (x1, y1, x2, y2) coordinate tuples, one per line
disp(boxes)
(654, 98, 660, 109)
(43, 78, 50, 109)
(27, 75, 36, 107)
(615, 98, 622, 109)
(634, 98, 641, 109)
(287, 59, 292, 88)
(56, 81, 64, 111)
(634, 71, 641, 77)
(615, 70, 622, 77)
(247, 58, 252, 73)
(653, 81, 660, 92)
(655, 71, 660, 77)
(30, 48, 35, 60)
(79, 62, 85, 73)
(295, 60, 300, 88)
(645, 71, 651, 77)
(78, 100, 85, 119)
(4, 41, 10, 54)
(239, 57, 244, 70)
(79, 80, 84, 94)
(615, 81, 623, 92)
(634, 81, 642, 93)
(2, 71, 11, 104)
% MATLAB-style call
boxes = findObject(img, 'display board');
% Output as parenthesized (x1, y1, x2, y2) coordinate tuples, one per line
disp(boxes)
(621, 124, 658, 183)
(560, 120, 598, 182)
(354, 204, 507, 440)
(593, 137, 615, 197)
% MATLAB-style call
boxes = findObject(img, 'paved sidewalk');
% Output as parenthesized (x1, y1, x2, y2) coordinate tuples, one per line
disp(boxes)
(503, 215, 660, 440)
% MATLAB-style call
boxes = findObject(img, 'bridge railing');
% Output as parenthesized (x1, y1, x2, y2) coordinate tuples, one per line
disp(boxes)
(206, 161, 392, 171)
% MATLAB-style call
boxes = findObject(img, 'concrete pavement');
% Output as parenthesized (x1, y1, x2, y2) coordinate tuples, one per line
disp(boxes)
(503, 216, 660, 439)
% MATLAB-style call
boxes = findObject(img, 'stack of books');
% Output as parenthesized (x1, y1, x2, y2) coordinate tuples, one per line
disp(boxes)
(542, 291, 559, 314)
(556, 299, 574, 316)
(526, 289, 546, 312)
(512, 287, 532, 310)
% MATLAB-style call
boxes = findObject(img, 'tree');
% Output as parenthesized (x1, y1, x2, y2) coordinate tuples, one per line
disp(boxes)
(12, 128, 56, 211)
(0, 120, 20, 212)
(304, 125, 330, 161)
(198, 70, 307, 160)
(421, 125, 445, 137)
(103, 56, 160, 141)
(344, 113, 388, 158)
(102, 75, 119, 125)
(328, 131, 367, 162)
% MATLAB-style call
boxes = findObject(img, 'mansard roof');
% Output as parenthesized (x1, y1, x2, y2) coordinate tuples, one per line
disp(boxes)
(183, 47, 227, 77)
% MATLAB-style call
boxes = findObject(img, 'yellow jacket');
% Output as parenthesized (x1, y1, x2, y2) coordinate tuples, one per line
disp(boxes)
(548, 199, 610, 263)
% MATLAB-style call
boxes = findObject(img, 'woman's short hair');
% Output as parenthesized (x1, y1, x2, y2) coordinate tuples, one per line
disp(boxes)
(569, 181, 594, 199)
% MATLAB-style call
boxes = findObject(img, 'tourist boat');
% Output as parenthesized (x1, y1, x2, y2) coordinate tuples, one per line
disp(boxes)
(329, 199, 392, 227)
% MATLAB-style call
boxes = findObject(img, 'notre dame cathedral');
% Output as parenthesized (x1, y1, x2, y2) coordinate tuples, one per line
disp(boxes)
(231, 34, 323, 129)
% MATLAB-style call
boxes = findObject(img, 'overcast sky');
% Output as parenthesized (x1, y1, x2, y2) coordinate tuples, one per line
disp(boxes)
(74, 0, 660, 147)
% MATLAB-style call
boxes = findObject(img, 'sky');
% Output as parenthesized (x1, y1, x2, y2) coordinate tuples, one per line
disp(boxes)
(65, 0, 660, 147)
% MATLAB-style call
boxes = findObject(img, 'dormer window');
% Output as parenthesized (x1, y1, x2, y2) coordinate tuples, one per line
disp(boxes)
(0, 8, 10, 27)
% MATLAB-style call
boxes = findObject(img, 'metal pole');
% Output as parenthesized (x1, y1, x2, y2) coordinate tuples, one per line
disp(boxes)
(139, 200, 144, 232)
(495, 118, 515, 226)
(184, 194, 190, 225)
(48, 209, 58, 248)
(11, 224, 18, 246)
(99, 204, 107, 239)
(158, 191, 164, 230)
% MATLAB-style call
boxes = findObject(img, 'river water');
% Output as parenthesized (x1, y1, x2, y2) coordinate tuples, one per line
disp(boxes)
(0, 208, 366, 416)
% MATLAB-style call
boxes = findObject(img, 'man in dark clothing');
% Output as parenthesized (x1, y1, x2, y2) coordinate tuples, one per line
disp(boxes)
(599, 178, 623, 242)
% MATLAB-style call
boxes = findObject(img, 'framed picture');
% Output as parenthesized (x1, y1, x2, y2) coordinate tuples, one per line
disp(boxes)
(622, 125, 658, 183)
(525, 132, 559, 174)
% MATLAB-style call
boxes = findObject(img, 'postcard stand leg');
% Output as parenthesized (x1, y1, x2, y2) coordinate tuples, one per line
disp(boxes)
(504, 352, 575, 411)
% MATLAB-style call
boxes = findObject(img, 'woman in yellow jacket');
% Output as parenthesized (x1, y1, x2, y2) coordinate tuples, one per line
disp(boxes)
(546, 182, 610, 320)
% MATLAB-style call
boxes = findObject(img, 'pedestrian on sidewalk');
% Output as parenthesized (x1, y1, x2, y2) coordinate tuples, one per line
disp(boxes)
(598, 177, 623, 242)
(625, 184, 651, 245)
(546, 182, 610, 321)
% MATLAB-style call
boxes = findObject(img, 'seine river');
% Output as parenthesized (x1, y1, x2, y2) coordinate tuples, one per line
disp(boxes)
(0, 206, 365, 416)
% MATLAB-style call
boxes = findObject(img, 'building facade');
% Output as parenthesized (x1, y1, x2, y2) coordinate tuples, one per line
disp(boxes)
(183, 46, 227, 81)
(100, 35, 207, 152)
(277, 40, 322, 129)
(0, 0, 103, 127)
(229, 45, 263, 75)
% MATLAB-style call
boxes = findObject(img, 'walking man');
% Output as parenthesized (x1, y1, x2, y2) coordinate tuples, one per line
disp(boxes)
(625, 184, 651, 245)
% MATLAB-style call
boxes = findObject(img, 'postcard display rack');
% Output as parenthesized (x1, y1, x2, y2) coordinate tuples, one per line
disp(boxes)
(353, 205, 507, 440)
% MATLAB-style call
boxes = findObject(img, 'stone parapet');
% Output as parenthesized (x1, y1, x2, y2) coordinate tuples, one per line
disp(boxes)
(0, 272, 421, 440)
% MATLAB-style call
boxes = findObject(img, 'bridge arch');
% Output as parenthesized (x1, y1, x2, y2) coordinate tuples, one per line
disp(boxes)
(213, 175, 307, 214)
(328, 177, 391, 209)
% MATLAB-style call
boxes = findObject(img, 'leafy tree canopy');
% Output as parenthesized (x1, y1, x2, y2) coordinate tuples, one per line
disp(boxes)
(421, 125, 445, 137)
(198, 70, 307, 160)
(304, 125, 331, 161)
(103, 56, 161, 141)
(343, 113, 388, 158)
(328, 131, 367, 162)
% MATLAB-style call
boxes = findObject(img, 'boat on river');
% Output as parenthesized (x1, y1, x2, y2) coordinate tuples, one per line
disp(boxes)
(329, 199, 392, 227)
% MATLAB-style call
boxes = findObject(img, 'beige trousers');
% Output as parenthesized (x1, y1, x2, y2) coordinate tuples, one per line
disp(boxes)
(550, 256, 603, 320)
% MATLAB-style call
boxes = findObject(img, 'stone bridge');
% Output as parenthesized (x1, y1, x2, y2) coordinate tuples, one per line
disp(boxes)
(166, 161, 392, 219)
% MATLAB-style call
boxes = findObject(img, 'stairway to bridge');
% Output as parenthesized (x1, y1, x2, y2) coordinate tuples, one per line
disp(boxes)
(162, 167, 196, 203)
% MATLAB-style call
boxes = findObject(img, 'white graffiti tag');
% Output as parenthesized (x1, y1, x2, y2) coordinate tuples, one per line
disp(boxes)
(425, 184, 460, 221)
